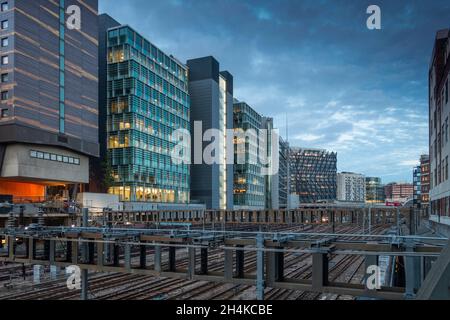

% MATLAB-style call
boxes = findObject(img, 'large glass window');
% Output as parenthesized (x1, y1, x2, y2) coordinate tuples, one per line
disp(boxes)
(1, 20, 8, 30)
(1, 55, 8, 65)
(1, 2, 8, 12)
(1, 37, 8, 47)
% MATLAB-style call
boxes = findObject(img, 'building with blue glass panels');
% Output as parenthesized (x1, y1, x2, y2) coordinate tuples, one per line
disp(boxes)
(104, 22, 190, 203)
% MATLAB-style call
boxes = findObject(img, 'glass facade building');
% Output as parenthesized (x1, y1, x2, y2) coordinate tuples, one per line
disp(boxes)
(365, 177, 385, 203)
(106, 25, 190, 203)
(289, 148, 337, 203)
(233, 102, 265, 209)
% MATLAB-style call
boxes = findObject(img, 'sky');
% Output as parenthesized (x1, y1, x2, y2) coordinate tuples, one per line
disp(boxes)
(99, 0, 450, 183)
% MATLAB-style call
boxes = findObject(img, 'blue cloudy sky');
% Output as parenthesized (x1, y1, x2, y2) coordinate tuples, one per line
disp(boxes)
(99, 0, 450, 183)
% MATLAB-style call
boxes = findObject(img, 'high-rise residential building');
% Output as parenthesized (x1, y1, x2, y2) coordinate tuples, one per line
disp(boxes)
(413, 166, 422, 208)
(187, 56, 233, 210)
(420, 154, 430, 208)
(337, 172, 365, 203)
(104, 23, 190, 204)
(233, 101, 265, 210)
(384, 183, 413, 204)
(278, 137, 289, 209)
(365, 177, 385, 203)
(290, 148, 337, 203)
(0, 0, 99, 202)
(429, 30, 450, 224)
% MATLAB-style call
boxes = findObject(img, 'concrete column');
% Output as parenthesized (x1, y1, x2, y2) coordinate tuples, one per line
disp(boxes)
(28, 238, 36, 261)
(113, 244, 120, 266)
(124, 244, 131, 270)
(139, 245, 146, 269)
(188, 247, 195, 279)
(405, 243, 421, 298)
(50, 265, 60, 280)
(168, 246, 176, 272)
(256, 233, 265, 301)
(97, 242, 104, 267)
(312, 251, 329, 290)
(200, 248, 208, 275)
(224, 249, 233, 280)
(33, 265, 43, 284)
(154, 245, 161, 273)
(236, 245, 244, 278)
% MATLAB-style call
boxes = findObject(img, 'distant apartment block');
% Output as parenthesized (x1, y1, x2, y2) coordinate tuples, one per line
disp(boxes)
(365, 177, 385, 203)
(104, 23, 190, 203)
(429, 29, 450, 223)
(187, 56, 233, 210)
(413, 166, 422, 207)
(337, 172, 365, 203)
(233, 101, 265, 210)
(420, 154, 430, 207)
(384, 183, 413, 204)
(0, 0, 99, 202)
(290, 148, 337, 203)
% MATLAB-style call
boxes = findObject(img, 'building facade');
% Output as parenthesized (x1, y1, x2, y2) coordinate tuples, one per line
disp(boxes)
(278, 137, 289, 209)
(337, 172, 365, 203)
(429, 29, 450, 221)
(0, 0, 99, 202)
(105, 24, 190, 203)
(290, 148, 337, 203)
(365, 177, 385, 204)
(384, 183, 413, 204)
(413, 166, 422, 208)
(420, 154, 430, 208)
(187, 56, 233, 210)
(233, 102, 265, 209)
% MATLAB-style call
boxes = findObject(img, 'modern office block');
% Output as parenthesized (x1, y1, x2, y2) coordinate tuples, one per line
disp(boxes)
(337, 172, 365, 203)
(233, 101, 265, 210)
(365, 177, 385, 204)
(290, 148, 337, 203)
(384, 183, 413, 204)
(261, 117, 278, 210)
(187, 56, 233, 210)
(0, 0, 99, 202)
(105, 24, 190, 203)
(413, 166, 422, 208)
(278, 137, 289, 209)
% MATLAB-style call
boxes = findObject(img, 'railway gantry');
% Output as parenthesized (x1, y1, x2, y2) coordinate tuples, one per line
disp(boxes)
(0, 226, 447, 300)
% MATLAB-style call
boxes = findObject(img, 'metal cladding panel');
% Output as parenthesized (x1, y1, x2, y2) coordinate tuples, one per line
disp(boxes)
(0, 0, 99, 157)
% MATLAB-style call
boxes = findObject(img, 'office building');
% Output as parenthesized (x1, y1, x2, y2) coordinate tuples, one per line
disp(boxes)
(0, 0, 99, 202)
(233, 101, 265, 209)
(365, 177, 385, 204)
(187, 56, 233, 210)
(429, 29, 450, 223)
(278, 137, 289, 209)
(337, 172, 365, 203)
(105, 23, 190, 203)
(290, 148, 337, 203)
(384, 183, 413, 204)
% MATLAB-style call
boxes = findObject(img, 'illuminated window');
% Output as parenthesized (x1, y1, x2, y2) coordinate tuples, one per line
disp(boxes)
(1, 20, 7, 30)
(1, 2, 8, 12)
(1, 55, 8, 65)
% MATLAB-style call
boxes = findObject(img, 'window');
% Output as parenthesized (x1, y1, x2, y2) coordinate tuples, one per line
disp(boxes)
(1, 73, 7, 83)
(1, 37, 8, 47)
(0, 108, 8, 118)
(1, 2, 8, 12)
(1, 55, 8, 65)
(1, 20, 8, 30)
(1, 91, 8, 100)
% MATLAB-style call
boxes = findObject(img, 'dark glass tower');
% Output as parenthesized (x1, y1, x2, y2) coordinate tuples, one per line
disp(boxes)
(290, 148, 337, 203)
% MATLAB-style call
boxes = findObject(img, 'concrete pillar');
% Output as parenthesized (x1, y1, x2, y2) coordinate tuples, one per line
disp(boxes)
(33, 265, 43, 284)
(236, 245, 244, 278)
(28, 238, 36, 261)
(113, 244, 120, 267)
(312, 251, 329, 290)
(188, 247, 196, 279)
(200, 248, 208, 275)
(224, 249, 233, 280)
(154, 245, 161, 273)
(256, 233, 265, 301)
(139, 245, 146, 269)
(168, 246, 176, 272)
(124, 244, 131, 270)
(405, 243, 421, 298)
(50, 265, 60, 280)
(97, 242, 104, 267)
